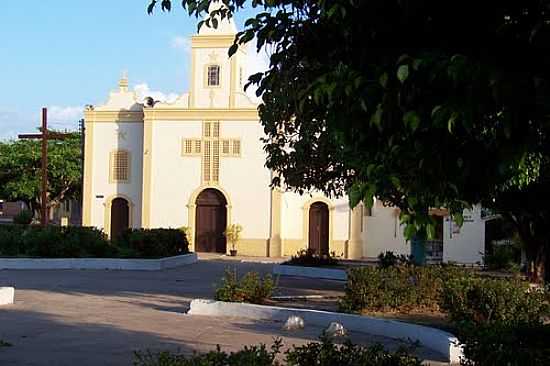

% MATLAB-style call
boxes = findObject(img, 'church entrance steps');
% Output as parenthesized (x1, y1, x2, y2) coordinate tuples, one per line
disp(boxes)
(0, 287, 14, 305)
(0, 253, 197, 271)
(273, 264, 348, 281)
(187, 298, 462, 364)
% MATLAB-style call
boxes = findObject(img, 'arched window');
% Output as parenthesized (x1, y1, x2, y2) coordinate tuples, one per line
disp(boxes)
(207, 65, 220, 86)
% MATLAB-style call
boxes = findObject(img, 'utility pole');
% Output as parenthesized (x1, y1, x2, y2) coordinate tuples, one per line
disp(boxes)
(18, 108, 72, 226)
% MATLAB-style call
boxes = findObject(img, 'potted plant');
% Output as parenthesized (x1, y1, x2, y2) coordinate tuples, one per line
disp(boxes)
(224, 224, 243, 257)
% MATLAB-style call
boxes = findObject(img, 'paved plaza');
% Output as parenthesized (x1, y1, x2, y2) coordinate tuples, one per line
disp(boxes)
(0, 255, 447, 365)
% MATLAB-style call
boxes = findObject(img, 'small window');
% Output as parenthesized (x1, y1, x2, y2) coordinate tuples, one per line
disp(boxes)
(212, 121, 220, 137)
(222, 139, 230, 155)
(239, 67, 243, 88)
(185, 140, 193, 154)
(194, 140, 202, 154)
(232, 140, 241, 156)
(111, 151, 130, 182)
(207, 65, 220, 86)
(182, 139, 202, 156)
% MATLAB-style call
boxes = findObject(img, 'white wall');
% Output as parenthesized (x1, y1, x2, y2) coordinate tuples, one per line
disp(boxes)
(443, 206, 485, 264)
(363, 202, 410, 258)
(280, 192, 350, 241)
(219, 121, 271, 238)
(90, 122, 143, 230)
(148, 120, 202, 229)
(149, 120, 272, 239)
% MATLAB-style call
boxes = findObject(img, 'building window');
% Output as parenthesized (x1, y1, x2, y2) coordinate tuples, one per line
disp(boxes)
(220, 139, 241, 157)
(182, 139, 202, 156)
(110, 150, 130, 182)
(239, 67, 243, 88)
(207, 65, 220, 87)
(232, 140, 241, 156)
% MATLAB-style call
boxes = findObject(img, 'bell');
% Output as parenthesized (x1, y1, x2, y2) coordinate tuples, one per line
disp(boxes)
(325, 321, 346, 337)
(283, 315, 305, 331)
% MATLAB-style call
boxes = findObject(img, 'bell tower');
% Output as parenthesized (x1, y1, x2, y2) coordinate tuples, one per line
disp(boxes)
(189, 8, 248, 109)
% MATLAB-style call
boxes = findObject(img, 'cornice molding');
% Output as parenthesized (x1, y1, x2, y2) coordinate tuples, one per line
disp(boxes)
(144, 108, 259, 121)
(191, 35, 235, 48)
(84, 110, 144, 123)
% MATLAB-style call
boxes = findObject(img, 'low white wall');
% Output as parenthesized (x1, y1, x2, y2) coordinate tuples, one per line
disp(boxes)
(0, 287, 15, 305)
(187, 299, 462, 364)
(0, 253, 197, 271)
(273, 265, 347, 281)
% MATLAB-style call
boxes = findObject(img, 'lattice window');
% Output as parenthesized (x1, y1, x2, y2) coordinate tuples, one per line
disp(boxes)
(203, 122, 211, 137)
(207, 65, 220, 86)
(239, 67, 243, 88)
(212, 140, 220, 182)
(203, 140, 211, 182)
(184, 139, 193, 154)
(232, 140, 241, 156)
(194, 140, 202, 154)
(110, 150, 130, 182)
(222, 139, 230, 155)
(212, 121, 220, 138)
(182, 139, 202, 156)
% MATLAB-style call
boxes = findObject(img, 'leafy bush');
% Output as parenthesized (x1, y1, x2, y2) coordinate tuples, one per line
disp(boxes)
(283, 248, 338, 267)
(13, 209, 33, 225)
(286, 337, 421, 366)
(134, 338, 422, 366)
(135, 342, 281, 366)
(483, 244, 521, 272)
(215, 269, 276, 304)
(0, 225, 113, 258)
(339, 265, 464, 313)
(440, 276, 550, 365)
(116, 228, 189, 258)
(377, 251, 411, 268)
(440, 276, 548, 326)
(457, 322, 550, 366)
(0, 225, 189, 258)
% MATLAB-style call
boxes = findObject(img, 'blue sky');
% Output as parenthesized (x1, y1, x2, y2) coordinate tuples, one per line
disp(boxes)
(0, 1, 263, 140)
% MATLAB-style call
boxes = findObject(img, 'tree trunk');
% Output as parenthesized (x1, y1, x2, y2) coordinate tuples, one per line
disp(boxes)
(525, 242, 548, 284)
(514, 220, 548, 284)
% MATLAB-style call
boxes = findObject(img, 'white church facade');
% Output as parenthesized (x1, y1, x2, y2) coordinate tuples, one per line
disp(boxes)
(82, 17, 485, 263)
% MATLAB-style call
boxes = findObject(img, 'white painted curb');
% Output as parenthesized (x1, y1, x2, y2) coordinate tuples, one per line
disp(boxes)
(273, 264, 347, 281)
(188, 299, 462, 364)
(0, 287, 14, 305)
(0, 253, 198, 271)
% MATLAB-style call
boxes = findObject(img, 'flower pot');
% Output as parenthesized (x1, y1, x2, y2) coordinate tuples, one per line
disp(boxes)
(229, 249, 238, 257)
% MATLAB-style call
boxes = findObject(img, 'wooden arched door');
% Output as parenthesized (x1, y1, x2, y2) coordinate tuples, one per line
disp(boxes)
(309, 202, 329, 256)
(110, 198, 129, 240)
(195, 189, 227, 253)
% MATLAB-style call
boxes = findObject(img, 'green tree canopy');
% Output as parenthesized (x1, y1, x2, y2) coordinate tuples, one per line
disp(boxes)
(149, 0, 550, 280)
(0, 134, 82, 218)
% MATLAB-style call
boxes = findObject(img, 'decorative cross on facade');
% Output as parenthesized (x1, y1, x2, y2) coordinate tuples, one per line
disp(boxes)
(181, 121, 241, 184)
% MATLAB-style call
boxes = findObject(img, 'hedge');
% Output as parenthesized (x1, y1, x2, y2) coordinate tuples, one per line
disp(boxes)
(134, 337, 422, 366)
(0, 225, 189, 258)
(340, 265, 550, 365)
(338, 265, 466, 313)
(116, 228, 189, 258)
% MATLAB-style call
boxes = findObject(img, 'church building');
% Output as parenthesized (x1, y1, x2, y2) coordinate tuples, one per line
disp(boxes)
(82, 15, 485, 263)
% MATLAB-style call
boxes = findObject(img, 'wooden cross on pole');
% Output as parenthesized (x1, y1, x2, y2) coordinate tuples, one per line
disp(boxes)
(18, 108, 73, 226)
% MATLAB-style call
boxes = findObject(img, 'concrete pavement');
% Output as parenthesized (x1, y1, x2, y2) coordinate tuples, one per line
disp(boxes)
(0, 255, 447, 365)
